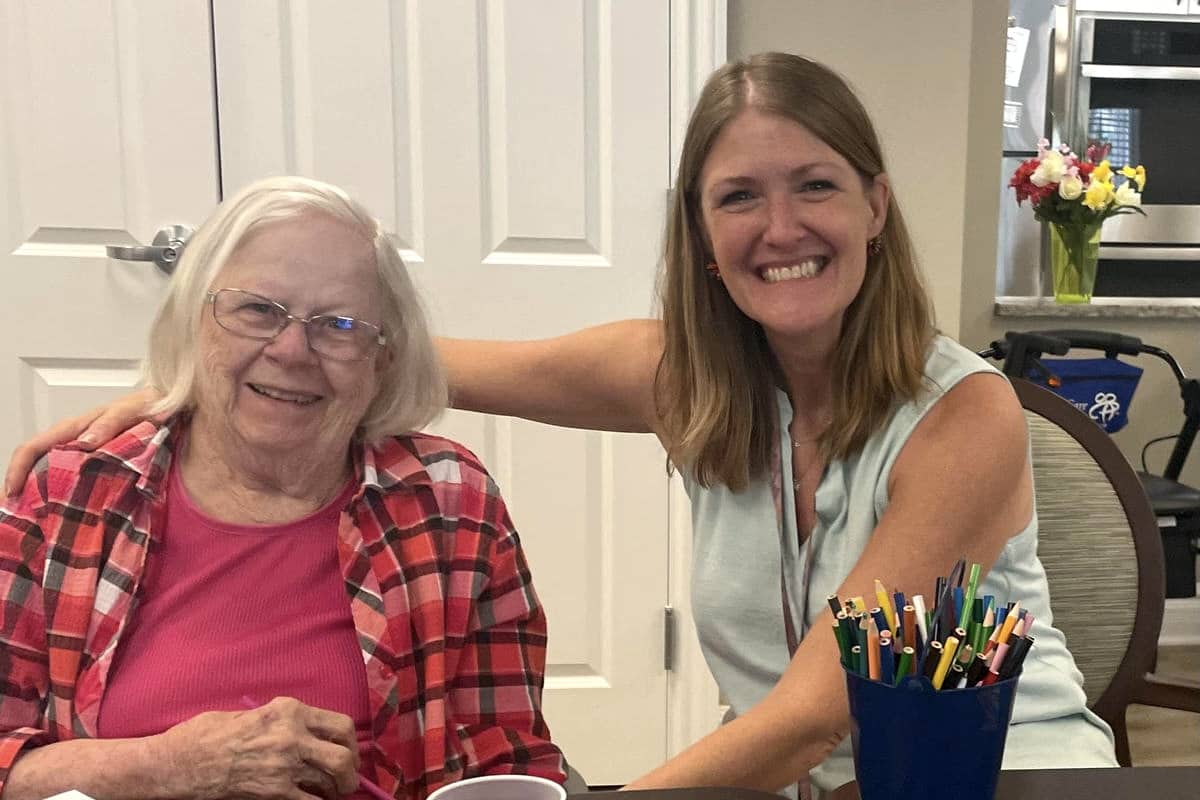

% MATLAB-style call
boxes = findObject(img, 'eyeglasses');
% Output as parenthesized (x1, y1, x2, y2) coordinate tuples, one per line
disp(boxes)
(206, 288, 386, 362)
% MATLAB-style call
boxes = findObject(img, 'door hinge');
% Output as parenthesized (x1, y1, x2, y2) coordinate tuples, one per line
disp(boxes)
(664, 605, 675, 671)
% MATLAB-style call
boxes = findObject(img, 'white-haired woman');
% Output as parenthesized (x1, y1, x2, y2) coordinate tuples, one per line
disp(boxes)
(0, 176, 564, 800)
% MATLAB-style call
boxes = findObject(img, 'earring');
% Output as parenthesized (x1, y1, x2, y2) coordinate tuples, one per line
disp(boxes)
(867, 236, 883, 257)
(705, 261, 723, 282)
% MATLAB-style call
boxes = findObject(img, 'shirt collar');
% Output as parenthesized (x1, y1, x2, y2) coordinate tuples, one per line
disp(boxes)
(86, 416, 436, 498)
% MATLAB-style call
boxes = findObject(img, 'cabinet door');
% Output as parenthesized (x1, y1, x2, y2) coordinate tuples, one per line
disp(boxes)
(212, 0, 672, 784)
(0, 0, 218, 466)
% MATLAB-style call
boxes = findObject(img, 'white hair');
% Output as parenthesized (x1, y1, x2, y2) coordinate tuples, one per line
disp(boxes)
(142, 175, 446, 441)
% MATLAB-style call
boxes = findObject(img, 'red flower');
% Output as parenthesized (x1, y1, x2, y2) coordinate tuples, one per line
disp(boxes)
(1009, 158, 1041, 204)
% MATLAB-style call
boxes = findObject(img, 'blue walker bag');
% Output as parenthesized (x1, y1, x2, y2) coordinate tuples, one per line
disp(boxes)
(1024, 357, 1143, 433)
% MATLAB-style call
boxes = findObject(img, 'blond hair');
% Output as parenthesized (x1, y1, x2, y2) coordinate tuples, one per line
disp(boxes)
(142, 175, 446, 441)
(657, 53, 933, 490)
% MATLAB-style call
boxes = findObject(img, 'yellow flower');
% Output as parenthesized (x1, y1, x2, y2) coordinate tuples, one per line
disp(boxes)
(1134, 165, 1146, 191)
(1084, 180, 1114, 211)
(1092, 160, 1112, 184)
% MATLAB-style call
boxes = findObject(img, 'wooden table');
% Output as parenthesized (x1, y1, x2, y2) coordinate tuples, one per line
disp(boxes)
(828, 766, 1200, 800)
(575, 767, 1200, 799)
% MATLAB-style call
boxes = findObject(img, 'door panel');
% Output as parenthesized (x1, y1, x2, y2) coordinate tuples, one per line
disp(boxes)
(212, 0, 672, 783)
(0, 0, 218, 465)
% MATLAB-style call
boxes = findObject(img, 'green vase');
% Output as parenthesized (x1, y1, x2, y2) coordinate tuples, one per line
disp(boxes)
(1049, 223, 1102, 304)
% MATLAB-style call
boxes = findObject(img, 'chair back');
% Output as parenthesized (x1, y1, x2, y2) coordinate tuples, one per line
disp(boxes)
(1014, 379, 1165, 764)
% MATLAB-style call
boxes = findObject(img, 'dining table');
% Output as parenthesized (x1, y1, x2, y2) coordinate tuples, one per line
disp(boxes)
(573, 766, 1200, 800)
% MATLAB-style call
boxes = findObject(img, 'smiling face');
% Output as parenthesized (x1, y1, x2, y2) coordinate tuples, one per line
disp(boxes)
(698, 107, 889, 349)
(193, 213, 384, 462)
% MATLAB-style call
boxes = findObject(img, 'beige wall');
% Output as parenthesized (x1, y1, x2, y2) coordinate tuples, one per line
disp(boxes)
(731, 0, 1200, 490)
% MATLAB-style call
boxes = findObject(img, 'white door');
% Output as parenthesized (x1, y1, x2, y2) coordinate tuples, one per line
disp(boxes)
(210, 0, 670, 785)
(2, 0, 683, 785)
(0, 1, 218, 468)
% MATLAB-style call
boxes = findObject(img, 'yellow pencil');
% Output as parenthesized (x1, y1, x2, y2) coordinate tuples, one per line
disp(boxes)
(875, 579, 897, 633)
(931, 635, 960, 690)
(996, 602, 1022, 646)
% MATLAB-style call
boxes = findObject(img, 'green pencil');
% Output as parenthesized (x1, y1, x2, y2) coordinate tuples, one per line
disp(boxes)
(894, 646, 914, 686)
(958, 562, 981, 630)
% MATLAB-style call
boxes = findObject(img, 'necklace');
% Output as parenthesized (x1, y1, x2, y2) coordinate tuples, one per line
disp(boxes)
(790, 442, 824, 492)
(788, 417, 830, 492)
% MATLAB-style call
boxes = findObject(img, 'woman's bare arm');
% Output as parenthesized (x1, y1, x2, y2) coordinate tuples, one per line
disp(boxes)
(438, 319, 664, 434)
(624, 373, 1032, 791)
(6, 321, 666, 495)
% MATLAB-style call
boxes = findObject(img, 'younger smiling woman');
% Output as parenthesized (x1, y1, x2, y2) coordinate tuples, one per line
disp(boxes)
(6, 54, 1117, 796)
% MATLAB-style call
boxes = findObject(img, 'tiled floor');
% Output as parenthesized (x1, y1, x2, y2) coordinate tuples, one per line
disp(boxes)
(1126, 645, 1200, 766)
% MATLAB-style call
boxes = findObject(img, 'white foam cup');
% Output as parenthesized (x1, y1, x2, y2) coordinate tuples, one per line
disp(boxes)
(426, 775, 567, 800)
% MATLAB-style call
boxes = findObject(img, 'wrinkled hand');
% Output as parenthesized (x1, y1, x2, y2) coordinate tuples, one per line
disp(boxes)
(4, 387, 161, 497)
(157, 697, 361, 800)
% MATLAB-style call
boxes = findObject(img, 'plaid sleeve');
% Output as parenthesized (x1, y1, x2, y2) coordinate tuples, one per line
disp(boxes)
(448, 485, 565, 784)
(0, 472, 52, 789)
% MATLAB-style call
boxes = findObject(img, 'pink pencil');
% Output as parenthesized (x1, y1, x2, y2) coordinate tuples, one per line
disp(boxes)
(242, 696, 392, 800)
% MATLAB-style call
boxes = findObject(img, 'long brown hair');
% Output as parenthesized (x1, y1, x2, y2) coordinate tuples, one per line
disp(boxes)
(656, 52, 934, 491)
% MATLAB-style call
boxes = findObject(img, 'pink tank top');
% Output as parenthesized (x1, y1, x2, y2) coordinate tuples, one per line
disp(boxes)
(98, 460, 374, 792)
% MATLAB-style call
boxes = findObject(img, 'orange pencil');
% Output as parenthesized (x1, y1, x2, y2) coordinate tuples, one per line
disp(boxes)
(867, 618, 881, 680)
(902, 604, 916, 651)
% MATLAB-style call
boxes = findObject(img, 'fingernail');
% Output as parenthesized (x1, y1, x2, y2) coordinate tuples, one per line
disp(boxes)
(78, 432, 97, 445)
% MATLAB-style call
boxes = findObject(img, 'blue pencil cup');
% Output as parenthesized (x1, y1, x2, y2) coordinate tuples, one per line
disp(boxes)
(843, 668, 1020, 800)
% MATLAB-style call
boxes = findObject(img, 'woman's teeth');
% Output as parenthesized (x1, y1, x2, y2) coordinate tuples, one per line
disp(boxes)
(249, 383, 320, 405)
(762, 259, 827, 283)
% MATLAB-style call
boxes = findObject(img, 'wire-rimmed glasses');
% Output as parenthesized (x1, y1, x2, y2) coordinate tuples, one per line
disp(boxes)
(206, 288, 386, 362)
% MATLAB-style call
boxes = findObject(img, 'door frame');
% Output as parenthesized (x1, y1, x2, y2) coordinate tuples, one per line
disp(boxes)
(666, 0, 727, 759)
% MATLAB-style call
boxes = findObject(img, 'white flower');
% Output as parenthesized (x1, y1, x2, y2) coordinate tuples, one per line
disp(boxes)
(1114, 182, 1142, 207)
(1031, 151, 1067, 187)
(1058, 174, 1084, 200)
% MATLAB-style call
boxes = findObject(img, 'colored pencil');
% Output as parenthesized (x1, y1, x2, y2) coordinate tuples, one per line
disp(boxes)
(959, 562, 981, 630)
(879, 635, 894, 685)
(895, 646, 914, 685)
(875, 579, 898, 633)
(931, 635, 960, 690)
(867, 619, 881, 680)
(912, 594, 929, 646)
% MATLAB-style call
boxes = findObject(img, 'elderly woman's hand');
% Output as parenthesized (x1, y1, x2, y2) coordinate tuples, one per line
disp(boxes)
(158, 696, 361, 800)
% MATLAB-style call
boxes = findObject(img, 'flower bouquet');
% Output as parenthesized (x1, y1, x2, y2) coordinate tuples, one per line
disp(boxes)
(1009, 139, 1146, 303)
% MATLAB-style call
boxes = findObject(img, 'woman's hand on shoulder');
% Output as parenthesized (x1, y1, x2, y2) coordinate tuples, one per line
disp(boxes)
(4, 387, 162, 497)
(156, 696, 359, 800)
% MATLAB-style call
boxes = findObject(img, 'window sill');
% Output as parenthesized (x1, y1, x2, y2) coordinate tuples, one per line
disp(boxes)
(995, 296, 1200, 319)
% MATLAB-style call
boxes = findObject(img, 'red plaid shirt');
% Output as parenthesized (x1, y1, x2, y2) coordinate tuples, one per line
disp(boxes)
(0, 420, 564, 798)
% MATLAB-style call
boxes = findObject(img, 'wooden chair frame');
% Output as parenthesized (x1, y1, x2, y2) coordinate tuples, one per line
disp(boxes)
(1014, 379, 1200, 766)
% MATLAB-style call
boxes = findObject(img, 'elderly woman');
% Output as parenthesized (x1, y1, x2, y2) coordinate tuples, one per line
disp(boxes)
(0, 177, 564, 800)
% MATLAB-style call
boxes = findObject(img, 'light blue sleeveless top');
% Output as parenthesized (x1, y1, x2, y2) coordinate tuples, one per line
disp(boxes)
(686, 335, 1115, 793)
